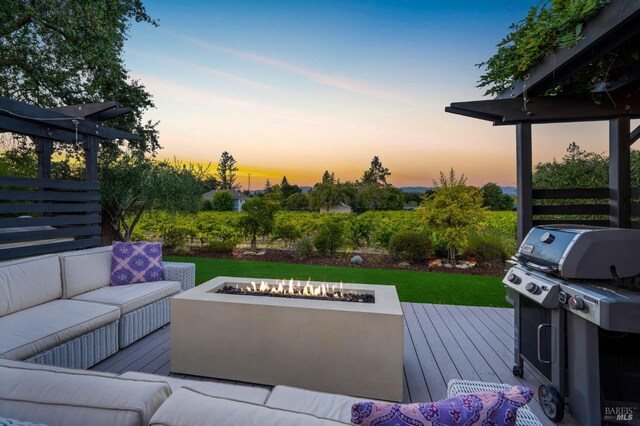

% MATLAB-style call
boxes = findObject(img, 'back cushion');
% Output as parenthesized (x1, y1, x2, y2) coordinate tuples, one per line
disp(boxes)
(0, 254, 62, 317)
(60, 246, 112, 298)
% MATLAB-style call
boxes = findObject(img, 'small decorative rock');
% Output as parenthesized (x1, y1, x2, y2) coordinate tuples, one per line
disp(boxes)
(351, 255, 363, 266)
(398, 261, 410, 268)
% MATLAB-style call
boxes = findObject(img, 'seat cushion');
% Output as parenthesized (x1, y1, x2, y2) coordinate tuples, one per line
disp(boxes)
(59, 246, 112, 298)
(0, 300, 120, 360)
(0, 254, 62, 317)
(72, 280, 180, 314)
(0, 363, 170, 426)
(120, 371, 270, 404)
(149, 387, 350, 426)
(266, 385, 370, 423)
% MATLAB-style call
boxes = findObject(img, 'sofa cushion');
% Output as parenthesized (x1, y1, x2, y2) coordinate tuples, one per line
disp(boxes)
(0, 359, 118, 377)
(266, 385, 368, 423)
(0, 254, 62, 317)
(149, 387, 350, 426)
(59, 246, 112, 298)
(0, 300, 120, 361)
(120, 371, 270, 404)
(0, 364, 170, 426)
(72, 280, 180, 314)
(111, 241, 164, 285)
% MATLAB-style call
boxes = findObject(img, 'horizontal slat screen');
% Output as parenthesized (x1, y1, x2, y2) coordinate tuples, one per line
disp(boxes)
(0, 190, 100, 202)
(0, 203, 102, 214)
(0, 215, 101, 228)
(533, 219, 610, 227)
(0, 237, 102, 260)
(0, 176, 99, 190)
(532, 204, 609, 215)
(532, 188, 609, 199)
(0, 176, 101, 259)
(0, 226, 101, 244)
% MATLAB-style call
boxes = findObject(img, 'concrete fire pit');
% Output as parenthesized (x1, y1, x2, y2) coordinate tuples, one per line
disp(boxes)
(170, 276, 404, 401)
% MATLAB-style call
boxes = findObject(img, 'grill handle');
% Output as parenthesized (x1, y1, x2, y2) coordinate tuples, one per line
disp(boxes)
(537, 324, 552, 364)
(515, 254, 558, 274)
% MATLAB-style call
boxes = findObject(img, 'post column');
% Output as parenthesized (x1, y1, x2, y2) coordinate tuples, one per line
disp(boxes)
(516, 122, 533, 244)
(609, 116, 631, 228)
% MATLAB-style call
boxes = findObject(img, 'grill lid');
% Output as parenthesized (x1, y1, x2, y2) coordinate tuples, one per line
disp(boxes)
(517, 225, 640, 280)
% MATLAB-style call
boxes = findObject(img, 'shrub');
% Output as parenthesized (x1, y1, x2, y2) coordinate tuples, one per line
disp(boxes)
(313, 221, 346, 255)
(273, 223, 303, 247)
(162, 226, 188, 249)
(388, 231, 434, 263)
(350, 255, 363, 266)
(211, 190, 234, 211)
(465, 228, 514, 263)
(203, 239, 237, 254)
(294, 236, 315, 260)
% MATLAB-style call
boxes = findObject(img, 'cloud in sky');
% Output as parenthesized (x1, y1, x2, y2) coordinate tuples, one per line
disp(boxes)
(169, 31, 419, 106)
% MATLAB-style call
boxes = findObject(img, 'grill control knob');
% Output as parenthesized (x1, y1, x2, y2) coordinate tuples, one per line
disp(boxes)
(569, 296, 586, 311)
(525, 282, 541, 295)
(507, 273, 521, 284)
(540, 232, 555, 244)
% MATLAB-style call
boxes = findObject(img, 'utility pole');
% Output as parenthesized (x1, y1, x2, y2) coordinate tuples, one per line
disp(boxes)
(248, 173, 251, 193)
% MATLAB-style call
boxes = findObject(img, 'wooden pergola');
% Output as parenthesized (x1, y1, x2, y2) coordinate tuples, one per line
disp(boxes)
(446, 1, 640, 243)
(0, 96, 139, 259)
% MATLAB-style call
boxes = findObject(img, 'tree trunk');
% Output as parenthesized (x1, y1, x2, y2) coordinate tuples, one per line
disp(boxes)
(448, 246, 457, 266)
(251, 234, 257, 250)
(101, 220, 119, 246)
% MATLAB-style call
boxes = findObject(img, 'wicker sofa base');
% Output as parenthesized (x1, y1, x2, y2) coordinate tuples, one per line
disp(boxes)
(25, 321, 119, 369)
(119, 296, 172, 348)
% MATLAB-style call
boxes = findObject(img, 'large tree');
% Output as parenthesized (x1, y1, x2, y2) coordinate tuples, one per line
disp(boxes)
(361, 156, 391, 185)
(0, 0, 159, 156)
(481, 182, 514, 211)
(216, 151, 240, 190)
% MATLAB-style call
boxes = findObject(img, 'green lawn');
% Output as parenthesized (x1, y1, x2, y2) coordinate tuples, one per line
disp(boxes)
(165, 256, 510, 307)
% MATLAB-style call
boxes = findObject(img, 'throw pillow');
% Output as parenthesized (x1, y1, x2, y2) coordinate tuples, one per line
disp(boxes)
(351, 385, 533, 426)
(111, 242, 164, 285)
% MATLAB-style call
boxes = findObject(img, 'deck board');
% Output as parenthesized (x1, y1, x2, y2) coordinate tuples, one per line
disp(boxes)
(91, 303, 574, 425)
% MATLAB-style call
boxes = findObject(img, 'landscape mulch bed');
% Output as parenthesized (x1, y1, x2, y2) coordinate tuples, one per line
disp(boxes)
(165, 247, 505, 277)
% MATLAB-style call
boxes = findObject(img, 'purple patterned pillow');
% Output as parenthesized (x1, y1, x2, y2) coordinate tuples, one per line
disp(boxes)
(110, 242, 164, 285)
(351, 386, 533, 426)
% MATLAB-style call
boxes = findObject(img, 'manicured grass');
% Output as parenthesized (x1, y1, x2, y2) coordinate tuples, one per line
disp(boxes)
(165, 256, 510, 307)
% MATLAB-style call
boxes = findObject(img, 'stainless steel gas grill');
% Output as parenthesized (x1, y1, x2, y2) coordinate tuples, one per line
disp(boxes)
(504, 225, 640, 425)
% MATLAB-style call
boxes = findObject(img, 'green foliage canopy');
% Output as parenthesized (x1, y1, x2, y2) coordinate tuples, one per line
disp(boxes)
(211, 190, 234, 212)
(477, 0, 610, 96)
(419, 170, 488, 263)
(0, 0, 159, 155)
(239, 197, 280, 250)
(100, 156, 204, 242)
(481, 182, 514, 211)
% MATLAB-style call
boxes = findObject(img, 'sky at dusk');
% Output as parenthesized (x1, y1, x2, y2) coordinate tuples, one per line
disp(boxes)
(123, 0, 621, 189)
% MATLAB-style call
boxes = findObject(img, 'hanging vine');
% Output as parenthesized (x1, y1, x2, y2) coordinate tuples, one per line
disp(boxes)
(476, 0, 611, 97)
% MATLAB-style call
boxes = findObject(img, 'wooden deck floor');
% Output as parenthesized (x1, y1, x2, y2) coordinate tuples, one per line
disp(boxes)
(92, 303, 574, 425)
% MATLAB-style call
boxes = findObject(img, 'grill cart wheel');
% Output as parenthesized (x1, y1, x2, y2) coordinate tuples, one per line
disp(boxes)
(512, 365, 524, 377)
(539, 384, 564, 422)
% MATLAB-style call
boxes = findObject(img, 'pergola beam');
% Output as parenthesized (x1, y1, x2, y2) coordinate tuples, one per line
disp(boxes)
(48, 101, 119, 118)
(446, 94, 640, 126)
(0, 96, 140, 141)
(0, 115, 82, 142)
(631, 125, 640, 145)
(497, 1, 640, 99)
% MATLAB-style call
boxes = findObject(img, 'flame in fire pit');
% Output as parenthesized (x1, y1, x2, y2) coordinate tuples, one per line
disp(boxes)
(241, 279, 345, 299)
(217, 279, 375, 303)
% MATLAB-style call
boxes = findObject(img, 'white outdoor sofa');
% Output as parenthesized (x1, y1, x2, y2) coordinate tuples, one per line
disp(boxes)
(0, 359, 356, 425)
(0, 360, 541, 426)
(0, 246, 195, 369)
